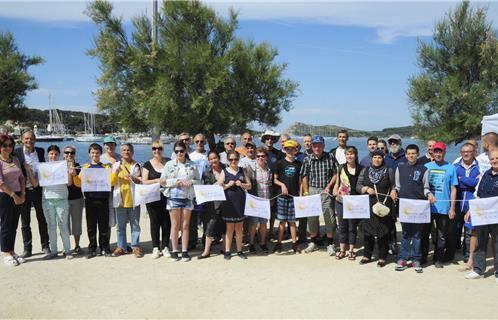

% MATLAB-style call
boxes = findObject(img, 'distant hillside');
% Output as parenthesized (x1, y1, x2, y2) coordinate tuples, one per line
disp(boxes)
(286, 122, 417, 139)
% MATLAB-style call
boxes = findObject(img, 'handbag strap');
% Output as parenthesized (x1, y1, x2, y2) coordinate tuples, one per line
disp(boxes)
(373, 184, 390, 204)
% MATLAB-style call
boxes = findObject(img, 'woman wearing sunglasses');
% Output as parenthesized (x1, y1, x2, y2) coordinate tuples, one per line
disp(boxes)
(143, 140, 171, 259)
(217, 150, 252, 260)
(0, 134, 25, 266)
(160, 141, 200, 262)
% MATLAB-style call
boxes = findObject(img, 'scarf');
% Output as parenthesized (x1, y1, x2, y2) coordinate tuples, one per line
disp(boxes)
(368, 164, 387, 185)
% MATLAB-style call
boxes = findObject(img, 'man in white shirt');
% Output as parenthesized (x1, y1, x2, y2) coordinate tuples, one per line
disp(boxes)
(189, 133, 209, 179)
(219, 136, 237, 166)
(477, 132, 498, 175)
(239, 141, 257, 171)
(329, 129, 348, 165)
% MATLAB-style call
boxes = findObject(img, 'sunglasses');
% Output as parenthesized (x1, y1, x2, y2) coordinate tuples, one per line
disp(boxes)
(1, 143, 13, 148)
(181, 138, 190, 142)
(265, 137, 274, 141)
(152, 147, 163, 151)
(377, 147, 386, 150)
(256, 155, 266, 158)
(64, 151, 75, 155)
(225, 142, 235, 145)
(174, 149, 186, 154)
(194, 140, 205, 144)
(228, 158, 239, 162)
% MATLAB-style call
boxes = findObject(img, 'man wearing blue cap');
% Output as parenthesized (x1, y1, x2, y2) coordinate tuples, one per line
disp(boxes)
(300, 135, 337, 255)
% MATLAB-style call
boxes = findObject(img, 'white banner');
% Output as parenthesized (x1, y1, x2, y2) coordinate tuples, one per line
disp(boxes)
(193, 185, 226, 204)
(469, 197, 498, 226)
(399, 198, 431, 224)
(134, 183, 161, 206)
(38, 161, 68, 187)
(81, 168, 112, 192)
(294, 194, 322, 218)
(244, 193, 270, 219)
(342, 195, 370, 219)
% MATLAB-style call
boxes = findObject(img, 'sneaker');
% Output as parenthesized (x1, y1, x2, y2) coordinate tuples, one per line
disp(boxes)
(237, 251, 248, 260)
(12, 253, 25, 264)
(273, 242, 282, 254)
(4, 256, 19, 267)
(85, 251, 97, 259)
(100, 249, 112, 257)
(412, 261, 423, 273)
(20, 250, 32, 259)
(170, 251, 180, 261)
(260, 244, 269, 253)
(434, 261, 444, 269)
(181, 252, 191, 262)
(63, 251, 74, 260)
(152, 247, 161, 259)
(304, 242, 318, 253)
(465, 271, 484, 280)
(326, 244, 336, 256)
(224, 252, 231, 260)
(44, 253, 57, 260)
(248, 244, 256, 253)
(112, 247, 126, 257)
(292, 243, 301, 254)
(395, 260, 407, 271)
(162, 247, 171, 258)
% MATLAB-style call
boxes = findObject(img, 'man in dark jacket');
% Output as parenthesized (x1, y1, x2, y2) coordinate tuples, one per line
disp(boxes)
(13, 130, 50, 258)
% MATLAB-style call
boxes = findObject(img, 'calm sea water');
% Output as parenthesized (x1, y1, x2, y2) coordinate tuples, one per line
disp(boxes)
(33, 137, 465, 165)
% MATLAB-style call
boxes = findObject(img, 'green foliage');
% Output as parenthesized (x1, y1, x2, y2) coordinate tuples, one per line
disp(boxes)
(86, 0, 298, 147)
(408, 1, 498, 144)
(0, 32, 43, 120)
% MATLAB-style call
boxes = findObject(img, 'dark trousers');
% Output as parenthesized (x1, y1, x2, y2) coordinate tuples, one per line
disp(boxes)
(473, 224, 498, 276)
(19, 187, 49, 252)
(298, 217, 308, 242)
(363, 234, 389, 260)
(421, 221, 433, 261)
(0, 193, 22, 252)
(189, 208, 200, 248)
(336, 202, 358, 245)
(85, 198, 110, 251)
(433, 213, 455, 262)
(146, 200, 170, 249)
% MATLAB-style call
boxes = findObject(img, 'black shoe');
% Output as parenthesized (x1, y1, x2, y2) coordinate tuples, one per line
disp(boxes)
(181, 251, 191, 262)
(435, 261, 444, 268)
(237, 251, 248, 260)
(85, 251, 97, 259)
(100, 249, 112, 257)
(224, 252, 231, 260)
(273, 242, 282, 253)
(44, 253, 57, 260)
(248, 244, 256, 253)
(420, 257, 428, 265)
(297, 238, 307, 244)
(73, 246, 84, 256)
(20, 250, 32, 258)
(197, 253, 210, 260)
(170, 252, 180, 261)
(42, 247, 51, 255)
(260, 244, 269, 253)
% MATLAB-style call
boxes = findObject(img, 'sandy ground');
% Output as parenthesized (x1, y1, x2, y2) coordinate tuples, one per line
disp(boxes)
(1, 207, 497, 319)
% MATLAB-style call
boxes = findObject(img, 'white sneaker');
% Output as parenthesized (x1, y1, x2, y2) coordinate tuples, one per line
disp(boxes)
(326, 244, 336, 256)
(162, 247, 171, 258)
(304, 242, 318, 253)
(12, 253, 25, 264)
(465, 271, 483, 280)
(4, 256, 19, 267)
(152, 247, 161, 259)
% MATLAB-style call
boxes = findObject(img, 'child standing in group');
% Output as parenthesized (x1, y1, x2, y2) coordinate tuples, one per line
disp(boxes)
(41, 145, 73, 260)
(273, 140, 302, 253)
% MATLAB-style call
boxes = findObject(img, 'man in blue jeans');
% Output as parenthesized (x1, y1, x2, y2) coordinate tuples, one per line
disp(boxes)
(465, 149, 498, 284)
(394, 144, 434, 273)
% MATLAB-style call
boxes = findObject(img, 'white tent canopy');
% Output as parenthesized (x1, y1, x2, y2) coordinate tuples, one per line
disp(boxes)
(481, 113, 498, 136)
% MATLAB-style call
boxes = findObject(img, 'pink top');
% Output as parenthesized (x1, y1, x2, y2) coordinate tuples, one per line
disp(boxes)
(0, 156, 23, 193)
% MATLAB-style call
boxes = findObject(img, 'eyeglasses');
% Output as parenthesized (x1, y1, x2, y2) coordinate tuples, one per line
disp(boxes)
(181, 138, 190, 142)
(228, 158, 239, 162)
(152, 147, 163, 151)
(174, 149, 186, 154)
(256, 155, 266, 158)
(225, 142, 235, 146)
(194, 140, 205, 144)
(1, 143, 13, 148)
(377, 147, 386, 150)
(265, 137, 274, 141)
(64, 151, 75, 155)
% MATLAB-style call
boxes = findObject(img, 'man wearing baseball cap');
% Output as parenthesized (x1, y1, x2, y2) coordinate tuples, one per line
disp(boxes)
(422, 141, 458, 268)
(300, 135, 337, 255)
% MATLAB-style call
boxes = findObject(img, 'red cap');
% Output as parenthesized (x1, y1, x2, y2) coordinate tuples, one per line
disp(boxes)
(433, 142, 446, 152)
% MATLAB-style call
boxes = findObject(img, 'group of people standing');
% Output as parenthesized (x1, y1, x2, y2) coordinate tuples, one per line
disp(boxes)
(0, 129, 497, 284)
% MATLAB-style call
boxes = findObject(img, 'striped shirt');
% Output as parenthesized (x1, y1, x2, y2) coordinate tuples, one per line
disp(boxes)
(300, 152, 336, 189)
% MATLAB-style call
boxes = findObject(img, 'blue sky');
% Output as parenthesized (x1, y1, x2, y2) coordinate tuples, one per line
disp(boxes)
(1, 1, 497, 132)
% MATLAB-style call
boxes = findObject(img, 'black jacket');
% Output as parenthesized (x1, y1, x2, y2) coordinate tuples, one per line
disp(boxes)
(13, 146, 45, 179)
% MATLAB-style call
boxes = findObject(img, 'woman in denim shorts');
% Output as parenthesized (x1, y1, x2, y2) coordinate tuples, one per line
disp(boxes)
(160, 141, 200, 262)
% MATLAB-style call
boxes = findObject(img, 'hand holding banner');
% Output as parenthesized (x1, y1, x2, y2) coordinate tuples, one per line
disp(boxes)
(193, 185, 226, 204)
(81, 168, 112, 192)
(469, 197, 498, 226)
(38, 161, 68, 187)
(134, 183, 161, 206)
(244, 193, 270, 219)
(294, 194, 322, 218)
(398, 198, 431, 224)
(343, 195, 370, 219)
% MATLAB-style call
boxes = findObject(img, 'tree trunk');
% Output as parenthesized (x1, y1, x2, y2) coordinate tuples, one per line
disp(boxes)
(207, 132, 217, 151)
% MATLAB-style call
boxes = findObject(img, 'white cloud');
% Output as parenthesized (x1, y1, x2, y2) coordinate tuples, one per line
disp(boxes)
(2, 1, 498, 42)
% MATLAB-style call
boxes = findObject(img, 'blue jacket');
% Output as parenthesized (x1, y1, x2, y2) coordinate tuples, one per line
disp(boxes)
(477, 169, 498, 199)
(385, 148, 406, 170)
(454, 159, 480, 214)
